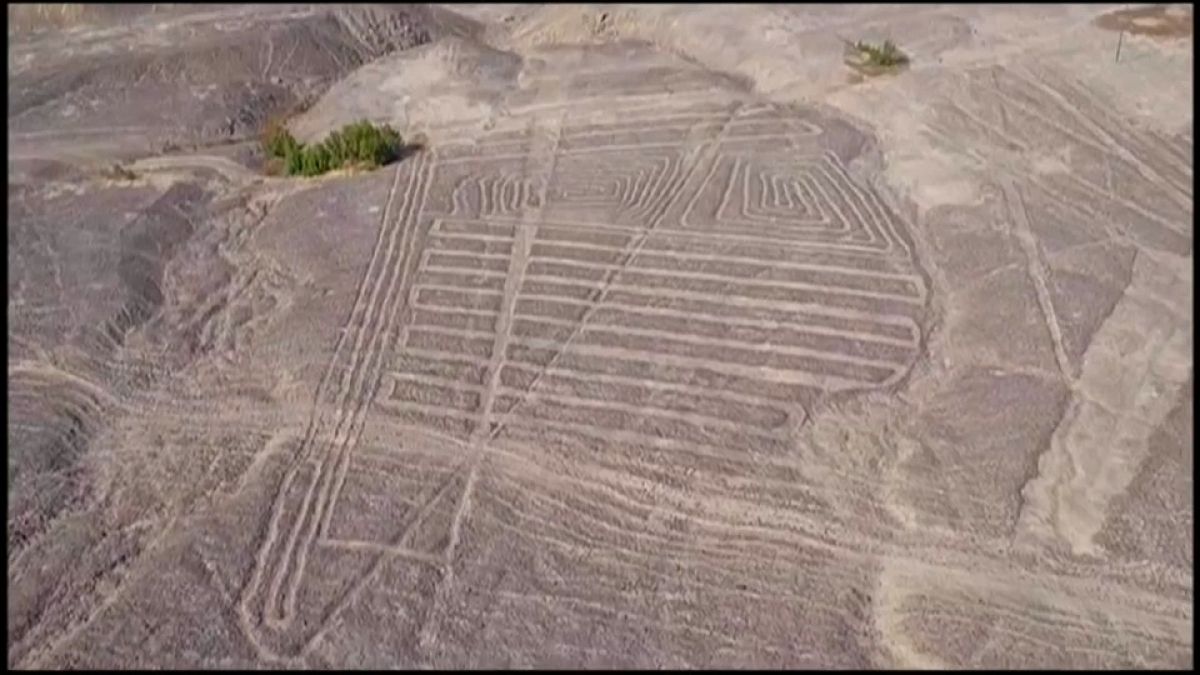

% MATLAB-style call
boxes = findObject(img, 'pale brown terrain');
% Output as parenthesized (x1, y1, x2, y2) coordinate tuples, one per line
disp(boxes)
(6, 3, 1193, 669)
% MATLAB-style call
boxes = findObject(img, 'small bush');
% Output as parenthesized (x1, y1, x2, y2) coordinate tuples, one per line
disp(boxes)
(852, 39, 909, 68)
(264, 124, 300, 159)
(323, 128, 348, 166)
(261, 119, 405, 178)
(335, 120, 403, 167)
(305, 144, 335, 177)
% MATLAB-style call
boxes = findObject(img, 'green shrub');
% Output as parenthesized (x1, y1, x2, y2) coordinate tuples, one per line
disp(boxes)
(262, 119, 404, 178)
(285, 146, 304, 175)
(335, 120, 403, 167)
(305, 144, 335, 176)
(264, 124, 300, 159)
(852, 39, 909, 68)
(323, 128, 348, 166)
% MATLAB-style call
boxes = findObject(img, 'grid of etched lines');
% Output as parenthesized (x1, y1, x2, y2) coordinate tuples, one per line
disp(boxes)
(378, 218, 512, 440)
(379, 214, 925, 454)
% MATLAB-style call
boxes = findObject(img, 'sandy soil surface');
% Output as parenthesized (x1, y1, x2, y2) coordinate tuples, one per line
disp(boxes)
(7, 3, 1193, 669)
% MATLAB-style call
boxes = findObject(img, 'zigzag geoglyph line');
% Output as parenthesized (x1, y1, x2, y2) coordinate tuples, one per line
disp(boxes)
(377, 105, 928, 458)
(705, 151, 902, 250)
(476, 109, 738, 444)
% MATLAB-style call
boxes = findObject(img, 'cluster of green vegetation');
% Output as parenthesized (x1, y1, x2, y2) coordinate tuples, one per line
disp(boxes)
(263, 120, 404, 177)
(852, 39, 909, 68)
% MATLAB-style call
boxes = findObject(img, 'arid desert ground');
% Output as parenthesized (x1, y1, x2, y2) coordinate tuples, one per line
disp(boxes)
(6, 3, 1193, 668)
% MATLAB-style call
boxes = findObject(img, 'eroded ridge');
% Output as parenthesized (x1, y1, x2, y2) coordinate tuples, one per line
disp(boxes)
(914, 62, 1193, 559)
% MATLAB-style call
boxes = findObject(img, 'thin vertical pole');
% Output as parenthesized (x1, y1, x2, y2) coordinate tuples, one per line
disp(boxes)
(1115, 29, 1124, 63)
